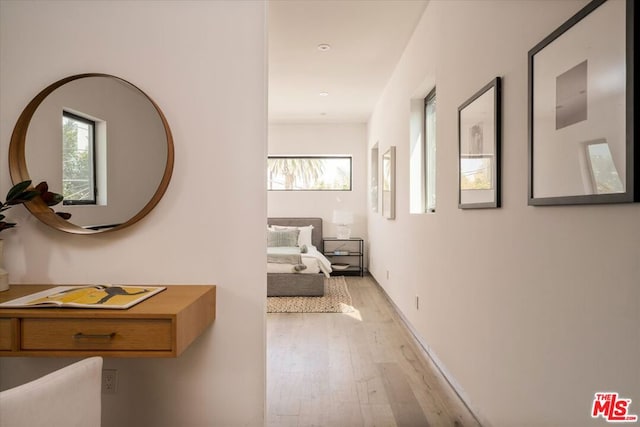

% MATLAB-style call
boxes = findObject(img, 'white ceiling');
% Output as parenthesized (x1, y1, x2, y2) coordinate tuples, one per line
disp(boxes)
(268, 0, 429, 124)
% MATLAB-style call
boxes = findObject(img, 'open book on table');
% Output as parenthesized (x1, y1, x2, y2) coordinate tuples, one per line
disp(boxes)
(0, 285, 166, 309)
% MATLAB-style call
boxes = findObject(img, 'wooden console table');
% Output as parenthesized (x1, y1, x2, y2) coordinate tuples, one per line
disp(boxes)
(0, 285, 216, 358)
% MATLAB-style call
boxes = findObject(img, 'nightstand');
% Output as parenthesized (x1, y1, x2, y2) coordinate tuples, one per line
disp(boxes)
(322, 237, 364, 277)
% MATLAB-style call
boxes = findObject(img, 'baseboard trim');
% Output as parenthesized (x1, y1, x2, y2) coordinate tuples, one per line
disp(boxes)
(368, 273, 490, 427)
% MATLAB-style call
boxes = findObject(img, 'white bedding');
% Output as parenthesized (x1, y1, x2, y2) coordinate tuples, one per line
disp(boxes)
(267, 246, 332, 277)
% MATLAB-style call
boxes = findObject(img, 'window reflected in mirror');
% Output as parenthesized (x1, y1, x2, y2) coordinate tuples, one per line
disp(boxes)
(62, 111, 98, 205)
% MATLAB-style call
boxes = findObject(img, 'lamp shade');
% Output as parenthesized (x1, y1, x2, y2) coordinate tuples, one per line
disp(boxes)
(332, 210, 354, 225)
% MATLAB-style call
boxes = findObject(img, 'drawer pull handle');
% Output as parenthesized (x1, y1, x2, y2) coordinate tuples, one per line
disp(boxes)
(73, 332, 116, 340)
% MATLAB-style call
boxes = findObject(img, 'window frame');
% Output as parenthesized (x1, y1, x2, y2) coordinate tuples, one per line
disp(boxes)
(424, 87, 437, 213)
(267, 155, 353, 191)
(62, 110, 97, 205)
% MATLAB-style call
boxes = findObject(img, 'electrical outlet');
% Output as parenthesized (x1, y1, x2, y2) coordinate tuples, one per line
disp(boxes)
(416, 295, 420, 310)
(386, 270, 390, 280)
(102, 369, 118, 394)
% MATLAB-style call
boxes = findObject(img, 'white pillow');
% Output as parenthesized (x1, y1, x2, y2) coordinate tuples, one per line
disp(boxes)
(270, 225, 314, 247)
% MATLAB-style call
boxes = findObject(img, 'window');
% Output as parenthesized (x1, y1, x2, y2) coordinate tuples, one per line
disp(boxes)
(62, 111, 96, 204)
(409, 99, 425, 213)
(425, 88, 437, 212)
(267, 156, 352, 191)
(409, 88, 436, 214)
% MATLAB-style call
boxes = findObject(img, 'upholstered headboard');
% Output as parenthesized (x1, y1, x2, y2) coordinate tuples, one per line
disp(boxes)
(268, 217, 323, 251)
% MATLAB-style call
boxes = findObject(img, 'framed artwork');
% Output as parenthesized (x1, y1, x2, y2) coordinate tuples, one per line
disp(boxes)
(458, 77, 502, 209)
(382, 146, 395, 219)
(528, 0, 636, 205)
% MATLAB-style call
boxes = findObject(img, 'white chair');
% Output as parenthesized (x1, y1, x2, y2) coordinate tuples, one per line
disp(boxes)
(0, 357, 103, 427)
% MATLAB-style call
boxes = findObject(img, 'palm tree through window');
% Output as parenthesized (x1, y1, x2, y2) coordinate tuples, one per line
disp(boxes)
(267, 156, 352, 191)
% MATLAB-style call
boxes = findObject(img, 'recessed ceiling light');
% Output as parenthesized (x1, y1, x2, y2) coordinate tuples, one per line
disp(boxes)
(317, 43, 331, 52)
(320, 113, 327, 116)
(319, 91, 329, 97)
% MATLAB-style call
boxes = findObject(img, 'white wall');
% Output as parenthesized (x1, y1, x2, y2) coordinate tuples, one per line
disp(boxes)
(268, 123, 368, 248)
(0, 2, 267, 427)
(368, 1, 639, 426)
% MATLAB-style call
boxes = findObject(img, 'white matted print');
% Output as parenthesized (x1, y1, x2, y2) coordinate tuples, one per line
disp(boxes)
(529, 0, 632, 204)
(458, 78, 501, 209)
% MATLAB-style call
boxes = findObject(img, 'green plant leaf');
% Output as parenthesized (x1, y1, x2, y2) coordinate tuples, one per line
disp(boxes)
(6, 180, 32, 202)
(4, 190, 40, 205)
(43, 192, 64, 207)
(0, 180, 65, 233)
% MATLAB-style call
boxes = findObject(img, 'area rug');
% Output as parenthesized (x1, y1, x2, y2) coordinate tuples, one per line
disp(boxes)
(267, 276, 354, 313)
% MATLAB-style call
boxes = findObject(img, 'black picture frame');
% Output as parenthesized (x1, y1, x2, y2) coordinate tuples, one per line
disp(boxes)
(458, 77, 502, 209)
(528, 0, 637, 205)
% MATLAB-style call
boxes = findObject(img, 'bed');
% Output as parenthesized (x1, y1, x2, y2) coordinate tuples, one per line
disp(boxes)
(267, 217, 331, 297)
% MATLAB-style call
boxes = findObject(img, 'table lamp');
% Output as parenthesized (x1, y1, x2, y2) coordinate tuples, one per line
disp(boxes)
(332, 210, 354, 239)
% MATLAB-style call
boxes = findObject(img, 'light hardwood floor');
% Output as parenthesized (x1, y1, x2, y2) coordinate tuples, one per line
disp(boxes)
(267, 275, 481, 427)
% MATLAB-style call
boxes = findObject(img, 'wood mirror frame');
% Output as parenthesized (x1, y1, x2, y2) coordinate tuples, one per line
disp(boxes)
(8, 73, 175, 234)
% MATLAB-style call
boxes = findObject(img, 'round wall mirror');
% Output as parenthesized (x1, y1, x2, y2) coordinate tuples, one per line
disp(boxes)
(9, 73, 174, 234)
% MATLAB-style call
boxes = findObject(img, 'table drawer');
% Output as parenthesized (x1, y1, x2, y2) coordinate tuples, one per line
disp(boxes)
(0, 319, 13, 350)
(22, 318, 172, 351)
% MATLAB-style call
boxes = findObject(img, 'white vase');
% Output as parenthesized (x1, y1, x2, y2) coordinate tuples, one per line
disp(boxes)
(0, 240, 9, 292)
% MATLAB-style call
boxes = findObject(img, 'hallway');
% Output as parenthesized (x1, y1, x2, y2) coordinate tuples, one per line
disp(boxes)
(267, 276, 480, 427)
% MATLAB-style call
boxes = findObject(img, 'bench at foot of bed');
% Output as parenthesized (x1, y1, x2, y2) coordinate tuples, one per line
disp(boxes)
(267, 273, 325, 297)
